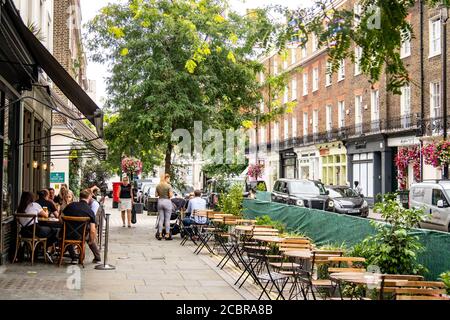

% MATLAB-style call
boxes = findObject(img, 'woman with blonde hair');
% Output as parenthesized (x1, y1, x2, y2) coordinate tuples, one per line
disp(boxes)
(155, 173, 174, 240)
(59, 186, 73, 213)
(118, 175, 134, 228)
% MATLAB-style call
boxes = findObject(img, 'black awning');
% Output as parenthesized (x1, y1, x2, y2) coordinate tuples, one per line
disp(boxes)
(4, 0, 103, 137)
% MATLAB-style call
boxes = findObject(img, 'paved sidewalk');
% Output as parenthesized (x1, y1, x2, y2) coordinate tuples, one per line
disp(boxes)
(0, 205, 259, 300)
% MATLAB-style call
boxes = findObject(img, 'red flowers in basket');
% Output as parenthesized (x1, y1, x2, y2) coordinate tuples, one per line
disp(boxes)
(121, 157, 143, 176)
(248, 164, 264, 179)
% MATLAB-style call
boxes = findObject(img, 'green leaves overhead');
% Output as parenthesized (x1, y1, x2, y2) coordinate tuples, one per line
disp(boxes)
(86, 0, 273, 174)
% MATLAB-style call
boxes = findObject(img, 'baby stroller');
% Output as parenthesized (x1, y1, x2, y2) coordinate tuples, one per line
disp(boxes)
(154, 208, 182, 239)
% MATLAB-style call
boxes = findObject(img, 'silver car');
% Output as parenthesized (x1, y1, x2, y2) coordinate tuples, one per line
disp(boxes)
(409, 181, 450, 232)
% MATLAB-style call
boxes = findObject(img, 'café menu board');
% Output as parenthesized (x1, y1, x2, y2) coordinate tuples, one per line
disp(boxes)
(50, 172, 65, 183)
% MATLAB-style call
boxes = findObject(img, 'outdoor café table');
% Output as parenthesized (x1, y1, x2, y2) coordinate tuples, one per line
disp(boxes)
(38, 217, 63, 229)
(252, 236, 284, 243)
(283, 249, 312, 260)
(329, 272, 384, 300)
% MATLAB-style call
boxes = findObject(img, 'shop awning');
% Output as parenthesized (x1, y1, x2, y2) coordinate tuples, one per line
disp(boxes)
(49, 90, 108, 160)
(4, 0, 104, 137)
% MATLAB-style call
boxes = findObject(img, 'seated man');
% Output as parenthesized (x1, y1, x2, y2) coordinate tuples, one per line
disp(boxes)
(182, 190, 207, 227)
(63, 189, 101, 264)
(36, 189, 59, 218)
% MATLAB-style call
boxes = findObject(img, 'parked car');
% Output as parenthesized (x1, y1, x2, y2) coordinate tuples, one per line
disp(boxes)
(326, 185, 369, 217)
(271, 179, 334, 211)
(409, 180, 450, 232)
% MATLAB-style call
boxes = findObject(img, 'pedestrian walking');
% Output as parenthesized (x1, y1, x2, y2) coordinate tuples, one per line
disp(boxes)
(119, 175, 134, 228)
(155, 173, 174, 240)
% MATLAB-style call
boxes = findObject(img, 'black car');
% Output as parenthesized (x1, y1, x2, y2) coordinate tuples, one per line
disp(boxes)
(326, 185, 369, 217)
(271, 179, 335, 211)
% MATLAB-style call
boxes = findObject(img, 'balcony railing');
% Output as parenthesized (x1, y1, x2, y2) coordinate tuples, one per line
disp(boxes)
(247, 113, 428, 153)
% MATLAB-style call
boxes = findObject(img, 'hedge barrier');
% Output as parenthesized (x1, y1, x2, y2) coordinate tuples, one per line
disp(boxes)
(243, 197, 450, 280)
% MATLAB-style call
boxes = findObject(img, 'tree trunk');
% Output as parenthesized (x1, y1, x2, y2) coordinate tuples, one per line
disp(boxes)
(164, 143, 173, 174)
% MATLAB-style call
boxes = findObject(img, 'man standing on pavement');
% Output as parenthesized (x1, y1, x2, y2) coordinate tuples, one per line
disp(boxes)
(63, 189, 101, 263)
(354, 181, 363, 197)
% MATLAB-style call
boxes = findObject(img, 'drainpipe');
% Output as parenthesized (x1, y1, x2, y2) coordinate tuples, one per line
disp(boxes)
(420, 0, 425, 181)
(442, 4, 449, 179)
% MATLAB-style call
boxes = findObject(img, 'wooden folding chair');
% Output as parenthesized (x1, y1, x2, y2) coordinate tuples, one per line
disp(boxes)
(59, 216, 90, 267)
(327, 256, 366, 273)
(393, 282, 447, 300)
(378, 274, 424, 300)
(13, 214, 48, 265)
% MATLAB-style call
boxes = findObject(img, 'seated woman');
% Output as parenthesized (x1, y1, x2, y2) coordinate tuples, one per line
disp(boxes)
(17, 192, 59, 260)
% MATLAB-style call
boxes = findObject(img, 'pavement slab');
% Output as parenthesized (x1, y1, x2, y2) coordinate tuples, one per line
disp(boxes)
(0, 201, 259, 300)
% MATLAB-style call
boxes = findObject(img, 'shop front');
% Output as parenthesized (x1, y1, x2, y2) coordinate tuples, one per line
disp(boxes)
(0, 0, 106, 264)
(317, 141, 347, 186)
(387, 135, 422, 191)
(295, 146, 320, 181)
(279, 148, 298, 179)
(345, 134, 392, 202)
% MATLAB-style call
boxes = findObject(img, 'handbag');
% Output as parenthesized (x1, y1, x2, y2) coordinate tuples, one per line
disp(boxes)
(131, 205, 137, 224)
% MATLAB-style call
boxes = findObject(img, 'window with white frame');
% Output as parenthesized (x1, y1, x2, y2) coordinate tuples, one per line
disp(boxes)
(284, 118, 289, 139)
(371, 89, 380, 123)
(303, 72, 308, 96)
(312, 34, 318, 52)
(260, 126, 266, 144)
(291, 78, 297, 100)
(355, 46, 362, 75)
(313, 110, 319, 134)
(430, 81, 441, 119)
(338, 101, 345, 128)
(326, 105, 332, 131)
(291, 48, 296, 65)
(338, 59, 345, 81)
(301, 45, 307, 59)
(283, 86, 289, 104)
(273, 58, 278, 75)
(400, 30, 411, 58)
(273, 122, 279, 143)
(313, 67, 319, 92)
(354, 2, 362, 26)
(303, 112, 308, 136)
(429, 18, 441, 57)
(400, 84, 411, 127)
(260, 71, 265, 84)
(325, 61, 332, 86)
(292, 117, 297, 138)
(260, 100, 265, 113)
(355, 95, 363, 132)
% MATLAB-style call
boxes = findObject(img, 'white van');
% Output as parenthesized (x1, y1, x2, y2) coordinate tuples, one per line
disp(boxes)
(409, 181, 450, 232)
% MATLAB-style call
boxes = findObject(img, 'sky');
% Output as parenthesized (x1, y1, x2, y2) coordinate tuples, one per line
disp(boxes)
(80, 0, 312, 106)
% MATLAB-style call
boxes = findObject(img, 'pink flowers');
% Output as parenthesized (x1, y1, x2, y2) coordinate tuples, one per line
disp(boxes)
(422, 140, 450, 168)
(395, 147, 420, 190)
(121, 157, 143, 176)
(248, 164, 264, 180)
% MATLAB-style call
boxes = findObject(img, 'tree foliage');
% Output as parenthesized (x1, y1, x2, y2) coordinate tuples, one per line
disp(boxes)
(86, 0, 278, 175)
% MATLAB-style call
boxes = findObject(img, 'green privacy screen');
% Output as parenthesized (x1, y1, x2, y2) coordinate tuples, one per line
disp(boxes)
(243, 198, 450, 280)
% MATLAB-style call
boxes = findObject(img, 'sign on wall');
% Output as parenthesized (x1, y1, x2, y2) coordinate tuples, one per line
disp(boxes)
(50, 172, 65, 183)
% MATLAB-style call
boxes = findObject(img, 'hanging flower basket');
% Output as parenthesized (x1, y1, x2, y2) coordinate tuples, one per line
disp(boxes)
(248, 164, 264, 180)
(395, 146, 420, 191)
(121, 157, 143, 176)
(422, 140, 450, 168)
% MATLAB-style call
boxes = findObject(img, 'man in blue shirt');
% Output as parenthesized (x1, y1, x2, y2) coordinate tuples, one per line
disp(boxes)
(183, 190, 207, 226)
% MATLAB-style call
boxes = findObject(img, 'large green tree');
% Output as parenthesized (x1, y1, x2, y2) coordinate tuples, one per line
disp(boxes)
(86, 0, 278, 175)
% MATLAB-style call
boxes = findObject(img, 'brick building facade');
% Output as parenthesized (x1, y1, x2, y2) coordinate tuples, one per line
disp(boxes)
(251, 0, 450, 200)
